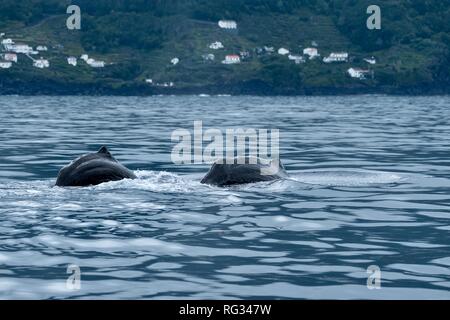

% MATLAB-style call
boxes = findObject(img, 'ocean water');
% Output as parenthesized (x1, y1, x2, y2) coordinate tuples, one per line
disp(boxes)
(0, 95, 449, 299)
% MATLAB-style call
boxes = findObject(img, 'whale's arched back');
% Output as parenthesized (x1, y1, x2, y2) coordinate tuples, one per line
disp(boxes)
(55, 147, 136, 187)
(201, 157, 287, 187)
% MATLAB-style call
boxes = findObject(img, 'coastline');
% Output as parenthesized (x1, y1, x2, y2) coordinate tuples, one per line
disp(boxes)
(1, 79, 449, 96)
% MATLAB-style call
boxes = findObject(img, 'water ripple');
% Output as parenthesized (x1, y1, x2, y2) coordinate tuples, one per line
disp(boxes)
(0, 95, 449, 299)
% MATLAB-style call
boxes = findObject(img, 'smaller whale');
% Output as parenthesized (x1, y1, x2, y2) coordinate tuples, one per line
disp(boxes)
(56, 146, 137, 187)
(201, 157, 288, 187)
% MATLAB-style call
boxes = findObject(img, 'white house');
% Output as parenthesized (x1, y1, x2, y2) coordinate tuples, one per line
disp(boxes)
(1, 38, 13, 45)
(218, 20, 237, 29)
(83, 56, 105, 68)
(4, 43, 33, 54)
(0, 61, 12, 69)
(288, 54, 305, 64)
(3, 53, 17, 63)
(222, 54, 240, 64)
(347, 68, 369, 79)
(36, 45, 48, 51)
(323, 52, 348, 63)
(255, 47, 264, 55)
(240, 51, 250, 59)
(67, 56, 77, 66)
(209, 41, 224, 50)
(303, 47, 319, 59)
(33, 58, 49, 69)
(171, 57, 179, 65)
(89, 60, 105, 68)
(264, 46, 275, 53)
(364, 57, 376, 65)
(202, 53, 215, 61)
(145, 79, 153, 84)
(278, 48, 290, 55)
(156, 82, 174, 87)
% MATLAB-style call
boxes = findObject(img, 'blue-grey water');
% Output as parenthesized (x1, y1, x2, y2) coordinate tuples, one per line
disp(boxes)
(0, 95, 449, 299)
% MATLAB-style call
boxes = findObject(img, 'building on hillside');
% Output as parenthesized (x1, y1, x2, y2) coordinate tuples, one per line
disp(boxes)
(171, 57, 179, 65)
(303, 47, 319, 59)
(364, 57, 377, 65)
(156, 82, 174, 87)
(67, 56, 77, 66)
(88, 60, 105, 68)
(209, 41, 224, 50)
(218, 20, 237, 29)
(1, 38, 13, 45)
(3, 53, 17, 63)
(288, 54, 305, 64)
(278, 48, 290, 55)
(33, 58, 49, 69)
(323, 52, 348, 63)
(81, 54, 89, 61)
(240, 51, 250, 59)
(347, 68, 370, 79)
(255, 47, 264, 55)
(145, 79, 153, 84)
(264, 46, 275, 53)
(222, 54, 240, 64)
(0, 60, 12, 69)
(36, 45, 48, 51)
(202, 53, 215, 61)
(4, 43, 33, 54)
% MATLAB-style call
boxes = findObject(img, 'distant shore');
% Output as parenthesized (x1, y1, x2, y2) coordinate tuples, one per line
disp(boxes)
(0, 79, 449, 96)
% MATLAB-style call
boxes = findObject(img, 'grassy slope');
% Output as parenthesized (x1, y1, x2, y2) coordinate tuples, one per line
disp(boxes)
(0, 8, 443, 94)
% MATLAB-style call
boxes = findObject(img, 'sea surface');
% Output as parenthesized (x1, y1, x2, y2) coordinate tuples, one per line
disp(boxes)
(0, 95, 449, 299)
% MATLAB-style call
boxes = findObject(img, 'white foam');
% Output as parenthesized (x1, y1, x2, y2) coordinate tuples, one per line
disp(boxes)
(290, 169, 404, 186)
(92, 170, 203, 193)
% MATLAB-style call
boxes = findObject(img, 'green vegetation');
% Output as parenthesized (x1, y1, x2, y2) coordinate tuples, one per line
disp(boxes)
(0, 0, 449, 94)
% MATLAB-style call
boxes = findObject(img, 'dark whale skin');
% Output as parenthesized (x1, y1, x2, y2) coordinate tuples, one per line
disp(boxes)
(201, 157, 288, 187)
(56, 146, 137, 187)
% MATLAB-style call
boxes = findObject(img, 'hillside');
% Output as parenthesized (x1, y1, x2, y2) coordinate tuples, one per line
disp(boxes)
(0, 0, 449, 95)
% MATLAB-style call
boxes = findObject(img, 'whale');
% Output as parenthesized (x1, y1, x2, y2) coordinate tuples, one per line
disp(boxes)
(56, 146, 137, 187)
(201, 157, 288, 187)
